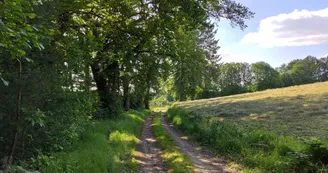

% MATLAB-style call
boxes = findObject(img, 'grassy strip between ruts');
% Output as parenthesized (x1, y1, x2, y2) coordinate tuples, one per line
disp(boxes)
(153, 112, 193, 173)
(42, 109, 150, 173)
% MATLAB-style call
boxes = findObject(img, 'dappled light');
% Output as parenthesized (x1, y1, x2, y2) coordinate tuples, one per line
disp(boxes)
(153, 113, 194, 173)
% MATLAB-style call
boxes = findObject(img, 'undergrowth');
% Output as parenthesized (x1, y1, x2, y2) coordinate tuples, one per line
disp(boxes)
(41, 110, 150, 173)
(153, 113, 193, 173)
(167, 106, 328, 173)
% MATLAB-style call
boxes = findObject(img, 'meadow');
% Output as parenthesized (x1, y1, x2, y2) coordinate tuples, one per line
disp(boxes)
(168, 82, 328, 172)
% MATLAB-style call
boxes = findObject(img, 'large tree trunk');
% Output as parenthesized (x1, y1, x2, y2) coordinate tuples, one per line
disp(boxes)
(143, 78, 151, 109)
(190, 87, 196, 100)
(179, 92, 187, 101)
(91, 60, 122, 115)
(91, 63, 109, 109)
(106, 61, 120, 112)
(144, 91, 150, 110)
(122, 74, 130, 111)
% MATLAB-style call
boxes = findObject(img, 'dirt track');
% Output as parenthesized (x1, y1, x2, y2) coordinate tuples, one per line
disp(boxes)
(161, 113, 238, 173)
(136, 112, 238, 173)
(136, 113, 167, 173)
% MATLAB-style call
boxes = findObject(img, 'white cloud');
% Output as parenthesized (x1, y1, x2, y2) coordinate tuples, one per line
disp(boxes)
(241, 8, 328, 48)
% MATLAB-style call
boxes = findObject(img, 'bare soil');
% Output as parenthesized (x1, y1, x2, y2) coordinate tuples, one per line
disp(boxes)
(136, 113, 167, 173)
(136, 112, 239, 173)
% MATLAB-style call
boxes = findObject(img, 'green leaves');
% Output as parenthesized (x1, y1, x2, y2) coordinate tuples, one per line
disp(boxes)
(27, 13, 37, 19)
(24, 109, 46, 128)
(0, 0, 44, 60)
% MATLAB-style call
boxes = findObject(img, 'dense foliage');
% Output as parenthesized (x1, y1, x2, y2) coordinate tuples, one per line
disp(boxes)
(0, 0, 254, 171)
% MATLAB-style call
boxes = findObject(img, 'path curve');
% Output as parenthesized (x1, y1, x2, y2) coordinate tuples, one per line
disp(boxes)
(136, 113, 167, 173)
(161, 113, 239, 173)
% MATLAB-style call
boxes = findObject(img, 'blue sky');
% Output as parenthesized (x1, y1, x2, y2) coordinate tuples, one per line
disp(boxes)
(216, 0, 328, 67)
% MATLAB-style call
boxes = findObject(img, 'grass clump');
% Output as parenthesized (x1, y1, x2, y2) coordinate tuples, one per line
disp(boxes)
(42, 110, 150, 173)
(153, 113, 193, 173)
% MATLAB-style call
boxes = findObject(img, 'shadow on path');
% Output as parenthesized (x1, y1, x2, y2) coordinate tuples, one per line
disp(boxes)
(135, 113, 167, 173)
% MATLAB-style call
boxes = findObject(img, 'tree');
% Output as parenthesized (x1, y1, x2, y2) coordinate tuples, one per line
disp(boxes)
(250, 62, 281, 91)
(217, 63, 251, 96)
(318, 56, 328, 82)
(0, 0, 255, 168)
(286, 56, 321, 85)
(197, 24, 222, 98)
(0, 0, 98, 168)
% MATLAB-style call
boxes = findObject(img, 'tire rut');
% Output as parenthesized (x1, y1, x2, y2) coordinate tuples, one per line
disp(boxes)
(136, 113, 167, 173)
(161, 113, 239, 173)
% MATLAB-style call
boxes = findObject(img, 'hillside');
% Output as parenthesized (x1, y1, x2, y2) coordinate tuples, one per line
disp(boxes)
(176, 82, 328, 141)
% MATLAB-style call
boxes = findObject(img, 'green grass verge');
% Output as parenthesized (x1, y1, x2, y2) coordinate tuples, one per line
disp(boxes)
(42, 110, 150, 173)
(167, 106, 328, 173)
(153, 113, 193, 173)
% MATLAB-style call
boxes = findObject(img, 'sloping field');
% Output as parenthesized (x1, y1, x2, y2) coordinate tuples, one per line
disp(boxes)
(168, 82, 328, 172)
(177, 82, 328, 140)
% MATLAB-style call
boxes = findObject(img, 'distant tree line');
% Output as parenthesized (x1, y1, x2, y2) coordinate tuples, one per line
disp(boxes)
(189, 55, 328, 99)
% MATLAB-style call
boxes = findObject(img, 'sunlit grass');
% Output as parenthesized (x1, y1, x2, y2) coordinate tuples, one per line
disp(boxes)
(153, 113, 193, 173)
(42, 110, 150, 173)
(151, 106, 170, 113)
(168, 82, 328, 172)
(177, 82, 328, 140)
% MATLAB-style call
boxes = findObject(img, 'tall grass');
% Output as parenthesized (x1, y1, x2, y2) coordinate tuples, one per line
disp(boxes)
(42, 110, 150, 173)
(153, 113, 193, 173)
(167, 106, 328, 173)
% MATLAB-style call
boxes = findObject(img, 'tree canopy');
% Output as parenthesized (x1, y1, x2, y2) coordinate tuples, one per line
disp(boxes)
(0, 0, 254, 170)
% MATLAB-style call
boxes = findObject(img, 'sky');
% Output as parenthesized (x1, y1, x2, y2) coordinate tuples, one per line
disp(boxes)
(216, 0, 328, 67)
